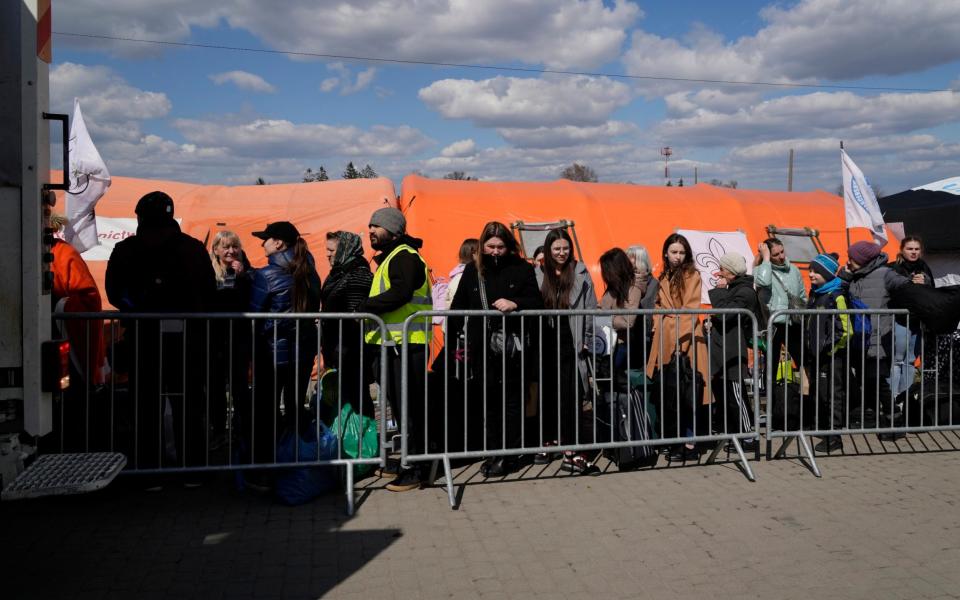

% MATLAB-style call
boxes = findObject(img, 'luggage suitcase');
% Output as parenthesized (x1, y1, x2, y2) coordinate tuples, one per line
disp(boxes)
(597, 388, 658, 471)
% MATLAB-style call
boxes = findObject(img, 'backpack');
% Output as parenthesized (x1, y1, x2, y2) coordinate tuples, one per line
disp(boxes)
(848, 295, 873, 337)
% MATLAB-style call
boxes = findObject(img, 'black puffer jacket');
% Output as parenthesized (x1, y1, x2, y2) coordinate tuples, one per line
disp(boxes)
(707, 274, 760, 378)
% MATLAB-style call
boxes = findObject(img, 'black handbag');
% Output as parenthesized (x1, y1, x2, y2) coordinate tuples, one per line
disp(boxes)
(477, 274, 522, 358)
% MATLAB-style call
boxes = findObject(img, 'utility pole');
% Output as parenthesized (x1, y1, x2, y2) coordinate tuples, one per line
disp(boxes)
(659, 146, 672, 186)
(787, 148, 794, 191)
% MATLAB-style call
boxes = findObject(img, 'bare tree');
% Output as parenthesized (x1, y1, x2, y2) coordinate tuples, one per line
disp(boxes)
(443, 171, 476, 181)
(708, 178, 738, 189)
(560, 163, 598, 182)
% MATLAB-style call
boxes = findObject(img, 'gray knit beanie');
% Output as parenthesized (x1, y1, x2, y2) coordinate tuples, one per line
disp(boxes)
(718, 252, 747, 277)
(369, 207, 406, 236)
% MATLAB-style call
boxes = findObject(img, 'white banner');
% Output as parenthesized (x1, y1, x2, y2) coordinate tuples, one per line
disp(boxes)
(65, 98, 112, 253)
(676, 229, 755, 304)
(78, 217, 181, 261)
(79, 217, 137, 261)
(841, 149, 887, 244)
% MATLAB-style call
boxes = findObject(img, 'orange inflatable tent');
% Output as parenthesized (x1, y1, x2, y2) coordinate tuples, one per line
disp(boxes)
(53, 174, 397, 308)
(399, 174, 898, 290)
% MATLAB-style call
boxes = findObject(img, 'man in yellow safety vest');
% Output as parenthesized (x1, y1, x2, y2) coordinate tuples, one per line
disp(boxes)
(362, 207, 432, 492)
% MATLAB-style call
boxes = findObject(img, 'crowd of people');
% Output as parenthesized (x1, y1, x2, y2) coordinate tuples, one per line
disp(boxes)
(48, 189, 960, 495)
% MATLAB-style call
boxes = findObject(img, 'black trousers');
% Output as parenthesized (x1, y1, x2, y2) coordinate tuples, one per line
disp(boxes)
(245, 337, 315, 464)
(126, 324, 207, 469)
(376, 344, 427, 457)
(813, 353, 848, 431)
(711, 373, 753, 435)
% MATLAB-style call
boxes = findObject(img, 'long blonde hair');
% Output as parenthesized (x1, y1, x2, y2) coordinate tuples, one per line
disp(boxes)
(210, 230, 243, 283)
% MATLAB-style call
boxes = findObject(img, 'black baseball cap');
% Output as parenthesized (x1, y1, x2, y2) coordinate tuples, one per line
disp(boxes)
(252, 221, 300, 246)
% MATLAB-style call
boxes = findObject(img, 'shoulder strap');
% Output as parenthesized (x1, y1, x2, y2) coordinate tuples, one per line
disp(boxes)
(477, 273, 489, 310)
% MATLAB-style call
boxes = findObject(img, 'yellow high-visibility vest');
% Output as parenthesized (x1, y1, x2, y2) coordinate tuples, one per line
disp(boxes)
(364, 244, 432, 345)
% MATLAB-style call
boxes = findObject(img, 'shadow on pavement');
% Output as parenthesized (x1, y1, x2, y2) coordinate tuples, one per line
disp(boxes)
(5, 473, 400, 600)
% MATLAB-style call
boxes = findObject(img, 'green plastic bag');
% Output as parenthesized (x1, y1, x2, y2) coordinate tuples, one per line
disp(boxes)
(331, 403, 378, 476)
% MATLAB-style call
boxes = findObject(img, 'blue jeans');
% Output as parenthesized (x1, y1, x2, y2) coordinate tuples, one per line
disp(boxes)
(888, 324, 916, 398)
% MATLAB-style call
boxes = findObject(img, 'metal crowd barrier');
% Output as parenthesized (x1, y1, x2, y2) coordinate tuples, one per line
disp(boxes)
(402, 308, 761, 508)
(51, 311, 388, 515)
(765, 308, 959, 477)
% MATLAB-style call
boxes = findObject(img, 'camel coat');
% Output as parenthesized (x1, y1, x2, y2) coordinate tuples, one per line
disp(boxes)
(645, 269, 711, 404)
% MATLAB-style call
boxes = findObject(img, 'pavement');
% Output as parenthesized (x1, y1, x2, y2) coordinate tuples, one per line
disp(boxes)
(5, 432, 960, 600)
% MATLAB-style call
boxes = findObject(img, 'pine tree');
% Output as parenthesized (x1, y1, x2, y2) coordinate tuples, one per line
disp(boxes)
(303, 168, 316, 183)
(255, 177, 267, 185)
(342, 162, 360, 179)
(360, 164, 377, 179)
(317, 166, 329, 182)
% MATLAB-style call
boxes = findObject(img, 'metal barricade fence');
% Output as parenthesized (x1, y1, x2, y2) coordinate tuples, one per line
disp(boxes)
(51, 311, 388, 514)
(765, 308, 959, 477)
(402, 308, 761, 508)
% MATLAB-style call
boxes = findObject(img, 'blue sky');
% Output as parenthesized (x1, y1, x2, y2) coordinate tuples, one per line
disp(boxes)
(50, 0, 960, 193)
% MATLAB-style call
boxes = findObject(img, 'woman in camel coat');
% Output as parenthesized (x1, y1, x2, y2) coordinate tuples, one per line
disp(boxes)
(645, 233, 711, 462)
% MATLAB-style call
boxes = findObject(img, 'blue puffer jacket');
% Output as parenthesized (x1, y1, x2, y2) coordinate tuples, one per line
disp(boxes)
(249, 248, 320, 363)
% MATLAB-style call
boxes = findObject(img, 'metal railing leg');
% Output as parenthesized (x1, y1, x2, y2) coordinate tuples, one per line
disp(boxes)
(728, 436, 756, 482)
(345, 465, 355, 517)
(796, 433, 822, 478)
(443, 456, 456, 509)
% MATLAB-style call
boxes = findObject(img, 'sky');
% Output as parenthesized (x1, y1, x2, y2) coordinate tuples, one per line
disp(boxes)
(49, 0, 960, 193)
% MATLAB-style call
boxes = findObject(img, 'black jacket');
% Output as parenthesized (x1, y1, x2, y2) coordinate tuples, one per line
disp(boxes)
(805, 286, 850, 358)
(889, 258, 935, 288)
(363, 235, 427, 315)
(707, 275, 759, 378)
(449, 254, 543, 359)
(105, 221, 216, 313)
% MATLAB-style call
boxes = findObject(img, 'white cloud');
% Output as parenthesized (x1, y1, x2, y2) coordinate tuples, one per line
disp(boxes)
(173, 117, 433, 158)
(209, 70, 277, 93)
(664, 89, 761, 117)
(730, 134, 939, 163)
(319, 62, 377, 95)
(623, 0, 960, 94)
(50, 62, 171, 143)
(56, 0, 640, 69)
(656, 91, 960, 147)
(419, 75, 632, 129)
(440, 139, 477, 158)
(497, 121, 637, 149)
(422, 141, 660, 183)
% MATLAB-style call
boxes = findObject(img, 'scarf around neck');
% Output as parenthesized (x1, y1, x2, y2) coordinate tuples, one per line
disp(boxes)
(321, 232, 368, 301)
(812, 277, 843, 296)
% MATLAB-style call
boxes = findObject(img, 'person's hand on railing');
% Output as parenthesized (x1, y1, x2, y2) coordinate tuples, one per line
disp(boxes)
(492, 298, 517, 313)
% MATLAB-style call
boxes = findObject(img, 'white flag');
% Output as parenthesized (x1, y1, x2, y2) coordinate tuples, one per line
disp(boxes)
(64, 98, 111, 253)
(841, 149, 886, 244)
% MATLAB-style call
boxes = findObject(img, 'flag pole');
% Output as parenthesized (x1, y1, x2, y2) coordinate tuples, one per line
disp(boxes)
(841, 140, 851, 249)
